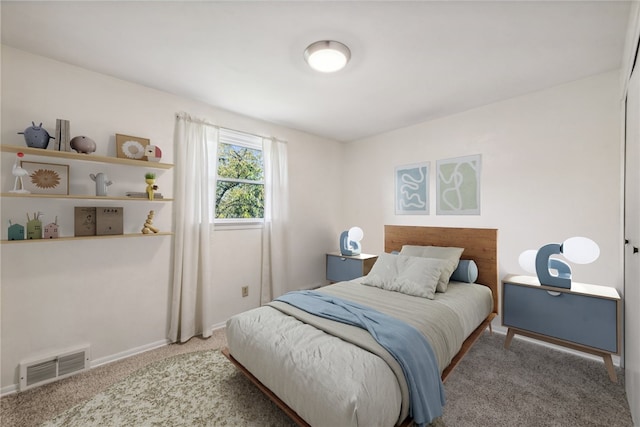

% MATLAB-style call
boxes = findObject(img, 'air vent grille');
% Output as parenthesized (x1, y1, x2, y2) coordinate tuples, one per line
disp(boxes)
(19, 345, 90, 391)
(26, 360, 57, 387)
(59, 351, 87, 376)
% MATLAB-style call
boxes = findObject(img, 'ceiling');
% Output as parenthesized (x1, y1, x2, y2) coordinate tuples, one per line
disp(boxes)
(0, 1, 632, 142)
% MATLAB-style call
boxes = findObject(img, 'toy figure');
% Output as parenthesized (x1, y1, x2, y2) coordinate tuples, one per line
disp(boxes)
(9, 152, 30, 194)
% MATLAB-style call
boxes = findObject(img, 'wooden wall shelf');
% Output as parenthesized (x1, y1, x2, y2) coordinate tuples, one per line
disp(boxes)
(1, 144, 173, 169)
(1, 232, 174, 244)
(1, 193, 173, 202)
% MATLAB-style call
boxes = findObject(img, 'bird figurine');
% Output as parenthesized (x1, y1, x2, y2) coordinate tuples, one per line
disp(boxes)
(9, 152, 30, 194)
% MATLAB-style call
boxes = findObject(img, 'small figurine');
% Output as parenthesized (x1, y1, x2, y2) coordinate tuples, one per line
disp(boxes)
(90, 172, 113, 196)
(141, 210, 159, 234)
(44, 217, 59, 239)
(8, 221, 25, 241)
(9, 152, 30, 194)
(145, 173, 157, 201)
(144, 145, 162, 162)
(26, 212, 42, 240)
(18, 122, 55, 149)
(70, 136, 96, 154)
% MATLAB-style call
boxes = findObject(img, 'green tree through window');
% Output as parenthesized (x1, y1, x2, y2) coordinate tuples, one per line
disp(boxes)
(215, 129, 264, 220)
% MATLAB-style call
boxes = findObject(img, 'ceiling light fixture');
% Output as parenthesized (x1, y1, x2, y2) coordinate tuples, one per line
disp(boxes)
(304, 40, 351, 73)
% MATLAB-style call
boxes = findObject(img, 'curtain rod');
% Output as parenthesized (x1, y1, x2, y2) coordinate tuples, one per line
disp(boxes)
(175, 112, 288, 144)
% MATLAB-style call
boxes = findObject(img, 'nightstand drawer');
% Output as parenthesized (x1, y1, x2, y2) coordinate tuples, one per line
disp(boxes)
(503, 283, 618, 352)
(327, 256, 364, 282)
(326, 253, 377, 283)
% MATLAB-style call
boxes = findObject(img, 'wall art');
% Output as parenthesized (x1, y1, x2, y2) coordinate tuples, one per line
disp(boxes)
(436, 154, 481, 215)
(21, 161, 69, 195)
(395, 162, 430, 215)
(116, 134, 150, 160)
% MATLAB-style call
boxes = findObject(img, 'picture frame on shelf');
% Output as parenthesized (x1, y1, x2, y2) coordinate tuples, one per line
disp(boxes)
(116, 134, 150, 160)
(20, 161, 69, 195)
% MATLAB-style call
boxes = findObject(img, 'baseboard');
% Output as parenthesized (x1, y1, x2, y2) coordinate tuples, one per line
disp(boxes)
(1, 383, 18, 396)
(492, 325, 621, 367)
(208, 321, 227, 334)
(91, 339, 171, 369)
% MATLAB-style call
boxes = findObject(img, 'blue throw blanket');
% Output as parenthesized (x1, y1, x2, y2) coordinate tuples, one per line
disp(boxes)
(275, 290, 445, 426)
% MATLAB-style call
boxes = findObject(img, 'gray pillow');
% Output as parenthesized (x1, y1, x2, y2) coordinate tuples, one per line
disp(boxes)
(362, 253, 445, 299)
(399, 245, 464, 292)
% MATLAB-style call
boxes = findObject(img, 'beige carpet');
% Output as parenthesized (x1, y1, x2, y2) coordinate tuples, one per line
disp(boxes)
(1, 329, 634, 427)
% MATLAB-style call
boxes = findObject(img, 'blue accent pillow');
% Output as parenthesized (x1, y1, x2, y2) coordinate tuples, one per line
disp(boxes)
(450, 260, 478, 283)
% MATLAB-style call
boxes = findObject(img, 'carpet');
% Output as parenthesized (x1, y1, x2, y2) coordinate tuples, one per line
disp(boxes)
(41, 333, 633, 427)
(42, 350, 297, 427)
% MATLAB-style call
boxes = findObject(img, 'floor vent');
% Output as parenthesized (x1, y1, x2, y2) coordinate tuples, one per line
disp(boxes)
(19, 345, 90, 391)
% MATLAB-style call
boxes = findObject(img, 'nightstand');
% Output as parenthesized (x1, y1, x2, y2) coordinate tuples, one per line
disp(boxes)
(502, 274, 621, 382)
(326, 252, 378, 283)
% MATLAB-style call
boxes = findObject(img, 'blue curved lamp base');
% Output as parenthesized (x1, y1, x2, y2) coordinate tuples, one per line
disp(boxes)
(535, 243, 572, 289)
(340, 230, 362, 256)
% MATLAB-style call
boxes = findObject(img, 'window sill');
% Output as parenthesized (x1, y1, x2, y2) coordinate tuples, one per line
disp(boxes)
(213, 221, 264, 231)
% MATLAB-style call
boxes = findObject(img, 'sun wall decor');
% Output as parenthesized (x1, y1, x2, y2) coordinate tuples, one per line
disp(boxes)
(20, 161, 69, 195)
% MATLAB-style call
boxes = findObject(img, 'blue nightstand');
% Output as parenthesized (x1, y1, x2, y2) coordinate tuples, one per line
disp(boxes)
(502, 274, 621, 382)
(326, 252, 378, 283)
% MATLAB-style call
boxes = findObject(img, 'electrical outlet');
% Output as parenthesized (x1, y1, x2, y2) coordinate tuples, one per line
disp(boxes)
(241, 286, 249, 297)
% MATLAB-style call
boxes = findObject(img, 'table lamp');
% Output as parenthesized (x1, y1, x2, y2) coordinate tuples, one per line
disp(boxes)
(519, 236, 600, 289)
(340, 226, 363, 256)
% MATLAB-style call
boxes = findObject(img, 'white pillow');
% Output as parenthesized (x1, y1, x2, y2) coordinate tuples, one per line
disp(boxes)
(361, 252, 398, 289)
(362, 253, 445, 299)
(399, 245, 464, 293)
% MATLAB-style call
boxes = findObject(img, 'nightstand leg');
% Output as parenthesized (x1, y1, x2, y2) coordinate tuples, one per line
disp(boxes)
(602, 354, 617, 383)
(504, 328, 515, 349)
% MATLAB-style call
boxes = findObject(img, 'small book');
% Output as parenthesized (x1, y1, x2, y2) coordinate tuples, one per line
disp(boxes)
(96, 207, 123, 236)
(125, 192, 164, 199)
(74, 207, 96, 236)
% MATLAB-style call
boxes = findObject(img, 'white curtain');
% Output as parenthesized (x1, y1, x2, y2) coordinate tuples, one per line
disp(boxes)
(169, 113, 217, 343)
(261, 138, 289, 304)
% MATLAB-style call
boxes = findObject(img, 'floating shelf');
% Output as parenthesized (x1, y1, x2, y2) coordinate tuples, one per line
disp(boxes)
(1, 144, 173, 169)
(1, 232, 174, 244)
(1, 193, 173, 202)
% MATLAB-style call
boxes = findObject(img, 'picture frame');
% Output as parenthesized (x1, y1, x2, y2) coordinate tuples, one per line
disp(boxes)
(395, 162, 430, 215)
(436, 154, 481, 215)
(116, 134, 150, 160)
(20, 161, 69, 195)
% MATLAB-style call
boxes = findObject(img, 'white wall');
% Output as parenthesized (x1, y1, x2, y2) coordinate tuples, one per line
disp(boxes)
(0, 46, 344, 392)
(342, 71, 623, 295)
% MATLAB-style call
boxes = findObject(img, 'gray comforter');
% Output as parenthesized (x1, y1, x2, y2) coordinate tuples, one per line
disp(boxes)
(226, 280, 493, 427)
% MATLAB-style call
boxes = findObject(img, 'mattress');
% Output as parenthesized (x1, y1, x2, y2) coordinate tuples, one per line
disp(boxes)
(226, 279, 493, 427)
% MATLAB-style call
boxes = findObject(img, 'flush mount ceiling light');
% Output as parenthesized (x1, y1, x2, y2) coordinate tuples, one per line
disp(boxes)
(304, 40, 351, 73)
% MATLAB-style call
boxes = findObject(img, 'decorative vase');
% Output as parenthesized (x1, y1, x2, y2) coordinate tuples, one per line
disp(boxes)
(18, 122, 54, 149)
(70, 136, 96, 154)
(146, 178, 156, 201)
(90, 173, 113, 196)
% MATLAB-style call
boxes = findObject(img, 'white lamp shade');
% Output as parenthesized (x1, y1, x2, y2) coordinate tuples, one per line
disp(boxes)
(518, 249, 538, 274)
(562, 236, 600, 264)
(348, 226, 363, 242)
(304, 41, 350, 73)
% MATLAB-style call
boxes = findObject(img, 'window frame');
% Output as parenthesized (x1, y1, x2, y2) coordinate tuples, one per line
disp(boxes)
(213, 128, 265, 225)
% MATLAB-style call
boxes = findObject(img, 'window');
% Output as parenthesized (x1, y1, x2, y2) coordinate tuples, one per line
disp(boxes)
(214, 128, 264, 222)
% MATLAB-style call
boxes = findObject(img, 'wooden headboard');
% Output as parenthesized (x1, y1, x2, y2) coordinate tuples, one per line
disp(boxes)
(384, 225, 498, 313)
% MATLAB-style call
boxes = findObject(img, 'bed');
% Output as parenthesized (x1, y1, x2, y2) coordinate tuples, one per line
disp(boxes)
(222, 225, 498, 427)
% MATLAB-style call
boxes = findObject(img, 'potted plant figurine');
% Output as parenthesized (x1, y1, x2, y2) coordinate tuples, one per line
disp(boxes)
(145, 172, 158, 200)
